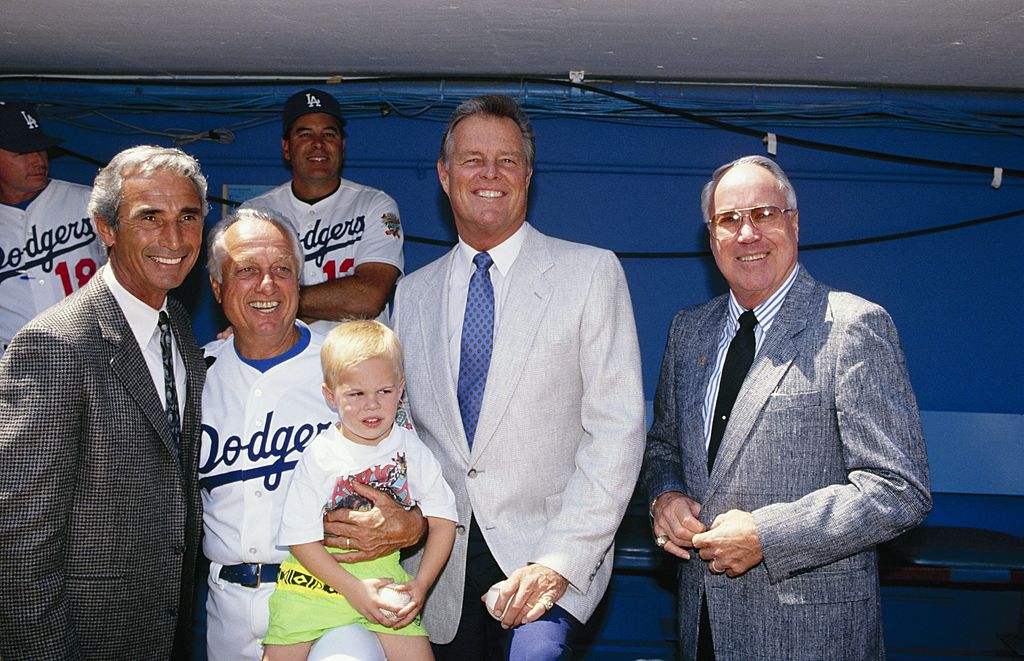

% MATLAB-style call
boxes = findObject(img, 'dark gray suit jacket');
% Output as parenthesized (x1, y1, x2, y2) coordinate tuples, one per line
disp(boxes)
(644, 266, 931, 661)
(0, 273, 205, 660)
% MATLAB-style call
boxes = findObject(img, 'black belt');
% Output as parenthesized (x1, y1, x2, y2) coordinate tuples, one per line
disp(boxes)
(219, 562, 280, 588)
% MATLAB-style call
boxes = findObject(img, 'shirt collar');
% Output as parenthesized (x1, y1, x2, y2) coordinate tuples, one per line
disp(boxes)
(101, 264, 167, 348)
(726, 263, 800, 330)
(455, 222, 529, 277)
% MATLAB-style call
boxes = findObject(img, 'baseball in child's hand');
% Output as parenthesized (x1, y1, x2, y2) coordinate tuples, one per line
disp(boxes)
(377, 584, 411, 621)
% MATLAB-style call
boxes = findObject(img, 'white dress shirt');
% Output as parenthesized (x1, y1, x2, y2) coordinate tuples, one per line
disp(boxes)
(446, 222, 529, 381)
(101, 264, 185, 418)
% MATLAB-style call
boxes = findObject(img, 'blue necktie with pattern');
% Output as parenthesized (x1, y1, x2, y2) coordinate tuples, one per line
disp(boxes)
(457, 252, 494, 448)
(158, 311, 182, 459)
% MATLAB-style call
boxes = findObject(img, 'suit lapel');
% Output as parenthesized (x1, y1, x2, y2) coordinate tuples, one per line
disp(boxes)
(470, 227, 553, 459)
(169, 300, 204, 475)
(681, 298, 728, 499)
(417, 248, 471, 463)
(93, 278, 181, 465)
(707, 268, 817, 495)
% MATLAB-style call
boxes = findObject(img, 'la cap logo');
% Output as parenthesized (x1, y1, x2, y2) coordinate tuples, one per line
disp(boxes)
(21, 111, 39, 130)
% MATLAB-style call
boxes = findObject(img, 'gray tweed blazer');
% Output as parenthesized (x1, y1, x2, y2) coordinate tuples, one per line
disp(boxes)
(643, 266, 931, 661)
(0, 273, 205, 660)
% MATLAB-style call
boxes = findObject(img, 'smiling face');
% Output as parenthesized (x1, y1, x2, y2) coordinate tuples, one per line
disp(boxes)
(709, 163, 799, 309)
(282, 112, 345, 198)
(96, 169, 204, 309)
(0, 148, 49, 205)
(438, 114, 533, 251)
(210, 218, 300, 360)
(323, 355, 404, 446)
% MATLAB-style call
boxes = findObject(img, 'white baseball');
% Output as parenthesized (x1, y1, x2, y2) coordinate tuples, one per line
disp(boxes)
(484, 581, 507, 620)
(378, 584, 411, 621)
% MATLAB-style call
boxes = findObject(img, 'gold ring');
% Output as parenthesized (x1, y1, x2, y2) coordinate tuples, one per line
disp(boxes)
(655, 535, 669, 548)
(711, 559, 722, 573)
(537, 595, 554, 611)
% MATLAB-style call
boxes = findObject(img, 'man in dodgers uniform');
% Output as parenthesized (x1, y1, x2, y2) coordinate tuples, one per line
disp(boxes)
(243, 88, 403, 332)
(200, 207, 422, 660)
(0, 102, 106, 356)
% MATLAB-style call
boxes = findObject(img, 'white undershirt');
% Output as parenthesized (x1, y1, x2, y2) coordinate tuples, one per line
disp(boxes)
(446, 222, 529, 381)
(102, 264, 186, 418)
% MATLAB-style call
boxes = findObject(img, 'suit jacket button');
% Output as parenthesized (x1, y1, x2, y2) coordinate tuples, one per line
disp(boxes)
(467, 469, 477, 478)
(456, 524, 466, 535)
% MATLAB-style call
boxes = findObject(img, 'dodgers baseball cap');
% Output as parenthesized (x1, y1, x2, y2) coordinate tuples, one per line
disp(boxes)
(282, 89, 346, 135)
(0, 102, 63, 153)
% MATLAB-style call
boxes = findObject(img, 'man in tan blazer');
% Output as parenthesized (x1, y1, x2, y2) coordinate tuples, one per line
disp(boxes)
(394, 94, 646, 660)
(0, 146, 208, 659)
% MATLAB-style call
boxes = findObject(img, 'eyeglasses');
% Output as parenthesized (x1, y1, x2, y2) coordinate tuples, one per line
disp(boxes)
(708, 205, 794, 239)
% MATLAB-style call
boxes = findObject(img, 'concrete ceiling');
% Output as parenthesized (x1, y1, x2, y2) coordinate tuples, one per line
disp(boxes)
(2, 0, 1023, 90)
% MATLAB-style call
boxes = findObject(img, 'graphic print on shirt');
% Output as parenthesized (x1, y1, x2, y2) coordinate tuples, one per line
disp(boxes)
(327, 452, 412, 512)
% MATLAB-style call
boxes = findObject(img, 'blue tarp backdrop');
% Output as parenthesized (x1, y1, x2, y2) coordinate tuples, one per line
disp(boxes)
(3, 77, 1021, 488)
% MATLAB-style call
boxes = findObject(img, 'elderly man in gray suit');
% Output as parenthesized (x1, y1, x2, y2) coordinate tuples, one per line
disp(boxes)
(0, 145, 207, 659)
(393, 94, 646, 660)
(643, 155, 931, 660)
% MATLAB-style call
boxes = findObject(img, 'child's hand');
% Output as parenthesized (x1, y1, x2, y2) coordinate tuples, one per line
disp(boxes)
(344, 578, 396, 626)
(376, 580, 423, 629)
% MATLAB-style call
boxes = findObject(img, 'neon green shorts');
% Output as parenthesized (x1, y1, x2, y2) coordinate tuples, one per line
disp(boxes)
(263, 549, 427, 645)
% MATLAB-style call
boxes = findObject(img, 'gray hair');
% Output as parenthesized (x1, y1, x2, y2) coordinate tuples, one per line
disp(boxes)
(207, 206, 303, 283)
(438, 94, 536, 170)
(700, 155, 798, 223)
(88, 145, 209, 229)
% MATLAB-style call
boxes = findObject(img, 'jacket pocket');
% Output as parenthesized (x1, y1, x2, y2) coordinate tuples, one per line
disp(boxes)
(776, 568, 870, 605)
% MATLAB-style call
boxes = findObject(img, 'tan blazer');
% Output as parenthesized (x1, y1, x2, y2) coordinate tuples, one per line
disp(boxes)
(395, 224, 646, 643)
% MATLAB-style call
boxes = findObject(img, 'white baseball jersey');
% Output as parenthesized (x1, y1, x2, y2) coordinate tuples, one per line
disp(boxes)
(242, 178, 404, 333)
(200, 323, 335, 660)
(0, 179, 106, 355)
(278, 423, 457, 548)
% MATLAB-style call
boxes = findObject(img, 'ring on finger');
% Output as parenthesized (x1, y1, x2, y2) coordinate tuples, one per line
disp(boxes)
(711, 558, 722, 573)
(537, 595, 555, 611)
(655, 534, 669, 548)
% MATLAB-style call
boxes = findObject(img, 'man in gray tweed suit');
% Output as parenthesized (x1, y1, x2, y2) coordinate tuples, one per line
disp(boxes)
(0, 145, 208, 659)
(643, 155, 931, 660)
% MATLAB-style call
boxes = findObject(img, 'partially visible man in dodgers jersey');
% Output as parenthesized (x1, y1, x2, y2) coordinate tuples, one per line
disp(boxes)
(0, 102, 105, 356)
(242, 88, 403, 333)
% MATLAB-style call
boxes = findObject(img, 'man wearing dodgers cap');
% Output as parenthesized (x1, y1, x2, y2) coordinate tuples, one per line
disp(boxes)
(0, 102, 106, 356)
(242, 89, 404, 332)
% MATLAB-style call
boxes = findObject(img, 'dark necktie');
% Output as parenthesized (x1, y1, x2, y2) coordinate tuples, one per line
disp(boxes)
(457, 252, 494, 448)
(708, 310, 757, 473)
(158, 311, 182, 457)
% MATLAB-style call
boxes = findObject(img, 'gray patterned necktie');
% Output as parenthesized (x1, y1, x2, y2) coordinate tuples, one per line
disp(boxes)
(157, 311, 182, 457)
(457, 252, 494, 448)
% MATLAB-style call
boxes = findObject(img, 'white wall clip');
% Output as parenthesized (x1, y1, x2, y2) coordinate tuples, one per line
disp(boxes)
(991, 167, 1003, 189)
(569, 70, 585, 83)
(764, 132, 777, 156)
